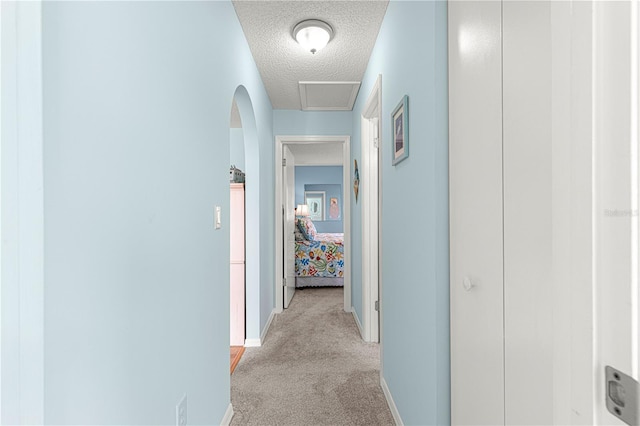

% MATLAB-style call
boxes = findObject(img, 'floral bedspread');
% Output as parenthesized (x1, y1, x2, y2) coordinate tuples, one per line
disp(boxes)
(295, 234, 344, 278)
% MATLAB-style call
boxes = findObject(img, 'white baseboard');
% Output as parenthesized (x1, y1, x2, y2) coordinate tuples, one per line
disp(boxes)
(260, 309, 276, 343)
(244, 309, 276, 347)
(220, 403, 234, 426)
(381, 376, 403, 426)
(351, 308, 364, 340)
(244, 338, 261, 347)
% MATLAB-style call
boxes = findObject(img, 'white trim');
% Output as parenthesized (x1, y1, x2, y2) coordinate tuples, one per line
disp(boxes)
(220, 403, 234, 426)
(380, 376, 403, 426)
(244, 309, 276, 347)
(274, 135, 352, 313)
(1, 2, 4, 418)
(244, 338, 261, 348)
(260, 309, 276, 344)
(351, 309, 364, 339)
(636, 0, 640, 384)
(360, 75, 382, 343)
(342, 138, 352, 313)
(1, 2, 44, 423)
(292, 160, 343, 166)
(592, 4, 640, 422)
(631, 0, 639, 381)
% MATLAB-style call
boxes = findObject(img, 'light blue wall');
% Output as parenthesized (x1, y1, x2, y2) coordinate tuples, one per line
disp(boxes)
(42, 2, 273, 424)
(295, 166, 344, 233)
(273, 110, 352, 135)
(230, 128, 245, 171)
(351, 1, 449, 424)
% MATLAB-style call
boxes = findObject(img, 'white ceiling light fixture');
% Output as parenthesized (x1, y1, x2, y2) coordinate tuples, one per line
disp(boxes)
(293, 19, 333, 54)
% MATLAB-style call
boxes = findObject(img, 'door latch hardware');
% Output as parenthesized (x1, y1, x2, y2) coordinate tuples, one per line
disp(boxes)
(375, 301, 379, 311)
(605, 365, 639, 426)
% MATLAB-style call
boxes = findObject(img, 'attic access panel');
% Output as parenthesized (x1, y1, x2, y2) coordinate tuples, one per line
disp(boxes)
(299, 81, 361, 111)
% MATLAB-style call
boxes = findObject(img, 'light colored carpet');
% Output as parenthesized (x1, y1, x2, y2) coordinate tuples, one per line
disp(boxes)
(231, 287, 394, 426)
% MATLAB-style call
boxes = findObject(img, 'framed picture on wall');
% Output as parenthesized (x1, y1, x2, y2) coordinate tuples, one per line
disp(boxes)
(392, 95, 409, 165)
(329, 197, 340, 220)
(304, 191, 326, 221)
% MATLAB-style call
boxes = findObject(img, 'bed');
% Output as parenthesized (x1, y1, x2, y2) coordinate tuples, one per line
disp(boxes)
(295, 217, 344, 288)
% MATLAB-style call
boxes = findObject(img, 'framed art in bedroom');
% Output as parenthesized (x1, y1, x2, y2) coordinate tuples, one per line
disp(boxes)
(304, 191, 325, 221)
(392, 95, 409, 165)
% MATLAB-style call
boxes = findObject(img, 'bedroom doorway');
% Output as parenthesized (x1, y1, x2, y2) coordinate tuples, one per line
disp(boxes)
(274, 136, 352, 313)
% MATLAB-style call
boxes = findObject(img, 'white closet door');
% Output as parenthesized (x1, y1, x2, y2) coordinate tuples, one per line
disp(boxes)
(502, 2, 554, 424)
(449, 2, 505, 424)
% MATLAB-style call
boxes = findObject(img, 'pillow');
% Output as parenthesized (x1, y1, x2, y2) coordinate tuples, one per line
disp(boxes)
(294, 230, 305, 241)
(296, 217, 317, 241)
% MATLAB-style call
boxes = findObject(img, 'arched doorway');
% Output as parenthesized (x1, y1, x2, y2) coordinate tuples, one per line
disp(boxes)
(228, 86, 261, 349)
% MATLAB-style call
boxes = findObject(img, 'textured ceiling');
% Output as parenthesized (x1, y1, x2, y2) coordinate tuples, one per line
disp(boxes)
(233, 0, 389, 110)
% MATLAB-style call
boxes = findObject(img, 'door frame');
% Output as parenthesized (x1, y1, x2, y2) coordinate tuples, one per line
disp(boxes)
(282, 145, 296, 309)
(274, 135, 351, 313)
(360, 75, 382, 343)
(1, 1, 45, 423)
(592, 1, 640, 422)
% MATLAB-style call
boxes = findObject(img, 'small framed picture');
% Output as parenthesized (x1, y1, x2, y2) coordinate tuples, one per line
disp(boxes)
(304, 191, 326, 221)
(392, 95, 409, 165)
(329, 197, 340, 220)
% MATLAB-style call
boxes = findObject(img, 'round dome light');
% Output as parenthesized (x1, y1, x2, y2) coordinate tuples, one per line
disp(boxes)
(293, 20, 333, 54)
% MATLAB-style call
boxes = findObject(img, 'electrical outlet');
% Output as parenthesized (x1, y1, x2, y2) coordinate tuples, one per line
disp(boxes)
(176, 393, 187, 426)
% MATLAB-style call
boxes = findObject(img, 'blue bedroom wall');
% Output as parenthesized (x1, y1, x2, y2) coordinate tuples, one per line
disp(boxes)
(42, 1, 273, 424)
(351, 1, 450, 425)
(295, 166, 344, 233)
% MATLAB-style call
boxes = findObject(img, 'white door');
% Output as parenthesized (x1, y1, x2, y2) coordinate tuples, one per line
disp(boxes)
(283, 145, 296, 308)
(449, 1, 505, 424)
(362, 115, 380, 343)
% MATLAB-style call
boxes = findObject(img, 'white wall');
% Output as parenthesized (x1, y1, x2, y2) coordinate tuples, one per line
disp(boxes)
(38, 1, 273, 423)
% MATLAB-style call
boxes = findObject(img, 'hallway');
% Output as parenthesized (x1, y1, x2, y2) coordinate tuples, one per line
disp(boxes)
(231, 288, 393, 425)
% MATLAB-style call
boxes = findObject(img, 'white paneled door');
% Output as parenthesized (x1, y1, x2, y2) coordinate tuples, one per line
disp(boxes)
(449, 1, 505, 424)
(502, 2, 554, 423)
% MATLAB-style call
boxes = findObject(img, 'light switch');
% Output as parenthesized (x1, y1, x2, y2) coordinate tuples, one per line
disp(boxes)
(215, 206, 221, 229)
